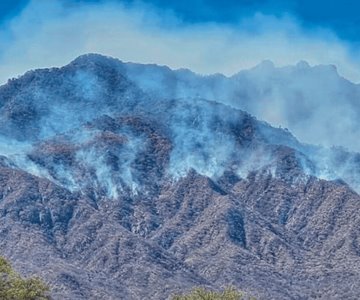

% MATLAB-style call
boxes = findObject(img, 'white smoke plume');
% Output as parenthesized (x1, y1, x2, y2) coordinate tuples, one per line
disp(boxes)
(0, 0, 360, 194)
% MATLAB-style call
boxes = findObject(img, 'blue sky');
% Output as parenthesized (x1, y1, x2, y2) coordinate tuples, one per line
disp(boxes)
(0, 0, 27, 23)
(1, 0, 359, 41)
(0, 0, 360, 82)
(134, 0, 360, 42)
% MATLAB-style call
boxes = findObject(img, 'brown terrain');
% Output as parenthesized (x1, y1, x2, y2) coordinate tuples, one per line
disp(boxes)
(0, 54, 360, 299)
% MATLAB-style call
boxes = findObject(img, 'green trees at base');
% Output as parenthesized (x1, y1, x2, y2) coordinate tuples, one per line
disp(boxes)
(0, 256, 50, 300)
(172, 287, 253, 300)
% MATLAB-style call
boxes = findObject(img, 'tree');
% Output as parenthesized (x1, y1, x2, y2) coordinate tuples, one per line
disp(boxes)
(0, 256, 50, 300)
(171, 286, 254, 300)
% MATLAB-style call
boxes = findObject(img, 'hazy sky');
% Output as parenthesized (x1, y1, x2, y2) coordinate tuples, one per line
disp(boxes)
(0, 0, 360, 83)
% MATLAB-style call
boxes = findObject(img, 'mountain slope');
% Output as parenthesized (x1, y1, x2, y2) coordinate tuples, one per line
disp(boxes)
(1, 54, 360, 299)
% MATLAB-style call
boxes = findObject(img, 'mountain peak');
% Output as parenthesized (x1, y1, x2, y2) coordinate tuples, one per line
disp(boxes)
(68, 53, 124, 71)
(71, 53, 118, 64)
(296, 60, 310, 69)
(253, 59, 275, 71)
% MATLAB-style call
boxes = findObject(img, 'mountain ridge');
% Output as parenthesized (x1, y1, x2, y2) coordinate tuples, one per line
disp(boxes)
(1, 54, 360, 299)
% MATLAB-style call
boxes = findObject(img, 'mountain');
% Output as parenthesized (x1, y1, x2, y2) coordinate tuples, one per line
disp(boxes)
(122, 57, 360, 153)
(1, 54, 360, 299)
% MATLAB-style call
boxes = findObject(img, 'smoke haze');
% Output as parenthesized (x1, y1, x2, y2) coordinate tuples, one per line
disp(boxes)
(0, 0, 359, 83)
(0, 1, 360, 195)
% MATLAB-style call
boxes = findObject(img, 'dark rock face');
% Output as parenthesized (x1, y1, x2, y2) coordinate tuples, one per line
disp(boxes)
(1, 54, 360, 299)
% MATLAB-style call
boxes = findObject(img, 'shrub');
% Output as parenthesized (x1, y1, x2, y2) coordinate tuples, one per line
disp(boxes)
(172, 286, 253, 300)
(0, 256, 50, 300)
